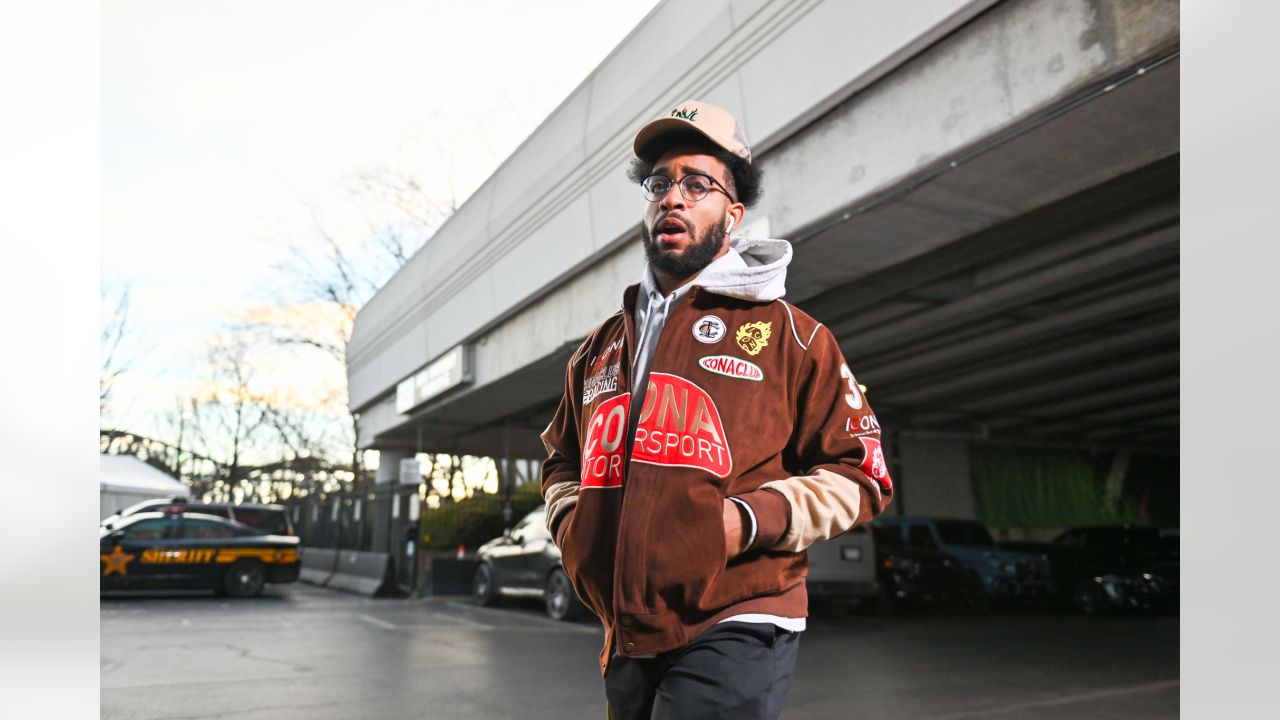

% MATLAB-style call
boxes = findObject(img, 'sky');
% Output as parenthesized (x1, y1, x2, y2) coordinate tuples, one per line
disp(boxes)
(101, 0, 658, 445)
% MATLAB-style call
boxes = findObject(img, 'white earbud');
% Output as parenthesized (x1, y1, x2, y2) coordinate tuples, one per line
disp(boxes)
(725, 217, 735, 232)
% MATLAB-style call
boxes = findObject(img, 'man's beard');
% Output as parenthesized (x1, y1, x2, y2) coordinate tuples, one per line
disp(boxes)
(643, 219, 726, 279)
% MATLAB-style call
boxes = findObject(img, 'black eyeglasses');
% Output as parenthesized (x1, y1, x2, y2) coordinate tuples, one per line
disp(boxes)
(640, 173, 736, 203)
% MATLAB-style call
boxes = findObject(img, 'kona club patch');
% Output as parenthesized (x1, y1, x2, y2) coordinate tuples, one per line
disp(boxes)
(632, 373, 731, 477)
(858, 436, 892, 493)
(697, 355, 763, 382)
(580, 393, 630, 488)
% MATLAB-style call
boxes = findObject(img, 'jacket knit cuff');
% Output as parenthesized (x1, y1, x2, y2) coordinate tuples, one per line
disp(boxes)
(735, 488, 791, 551)
(551, 510, 572, 548)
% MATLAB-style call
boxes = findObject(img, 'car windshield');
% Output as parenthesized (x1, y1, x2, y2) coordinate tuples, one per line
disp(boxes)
(103, 514, 146, 536)
(935, 520, 994, 547)
(233, 508, 288, 535)
(110, 499, 167, 520)
(107, 516, 177, 540)
(182, 518, 240, 539)
(872, 524, 904, 548)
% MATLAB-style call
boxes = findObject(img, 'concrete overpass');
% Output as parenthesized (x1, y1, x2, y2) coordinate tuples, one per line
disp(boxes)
(347, 0, 1178, 528)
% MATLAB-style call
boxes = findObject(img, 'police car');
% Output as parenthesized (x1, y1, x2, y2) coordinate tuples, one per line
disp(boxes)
(100, 511, 300, 597)
(101, 497, 295, 537)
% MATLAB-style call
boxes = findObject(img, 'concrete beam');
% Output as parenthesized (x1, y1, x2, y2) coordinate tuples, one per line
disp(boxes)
(945, 351, 1179, 413)
(1012, 397, 1180, 440)
(881, 319, 1177, 402)
(833, 226, 1177, 353)
(973, 378, 1180, 430)
(857, 277, 1178, 385)
(802, 158, 1179, 329)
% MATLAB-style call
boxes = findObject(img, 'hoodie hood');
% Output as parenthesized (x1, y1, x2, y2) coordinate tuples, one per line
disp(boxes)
(642, 236, 791, 303)
(697, 236, 791, 302)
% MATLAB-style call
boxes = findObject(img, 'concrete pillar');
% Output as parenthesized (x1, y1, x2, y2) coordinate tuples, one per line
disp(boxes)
(372, 449, 409, 553)
(895, 434, 975, 519)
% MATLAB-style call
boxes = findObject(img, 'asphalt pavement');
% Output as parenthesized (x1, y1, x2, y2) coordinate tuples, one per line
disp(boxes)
(101, 584, 1177, 719)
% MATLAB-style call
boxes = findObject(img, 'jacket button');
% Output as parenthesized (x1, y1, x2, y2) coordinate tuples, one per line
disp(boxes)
(623, 642, 635, 653)
(621, 616, 633, 627)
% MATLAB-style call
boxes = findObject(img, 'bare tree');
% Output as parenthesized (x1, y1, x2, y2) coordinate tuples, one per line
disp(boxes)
(100, 281, 135, 415)
(158, 396, 198, 477)
(201, 332, 273, 497)
(256, 167, 460, 503)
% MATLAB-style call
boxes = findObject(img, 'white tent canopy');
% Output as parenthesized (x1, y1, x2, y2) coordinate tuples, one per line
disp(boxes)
(100, 454, 190, 520)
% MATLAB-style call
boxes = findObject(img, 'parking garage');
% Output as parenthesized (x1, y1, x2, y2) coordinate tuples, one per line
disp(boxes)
(345, 0, 1179, 548)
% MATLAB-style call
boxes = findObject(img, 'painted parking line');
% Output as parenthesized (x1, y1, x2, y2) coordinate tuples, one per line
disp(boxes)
(427, 610, 494, 630)
(357, 613, 397, 630)
(445, 601, 601, 635)
(919, 679, 1180, 720)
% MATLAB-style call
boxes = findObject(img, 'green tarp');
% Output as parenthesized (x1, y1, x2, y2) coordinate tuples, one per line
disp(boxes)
(972, 445, 1135, 528)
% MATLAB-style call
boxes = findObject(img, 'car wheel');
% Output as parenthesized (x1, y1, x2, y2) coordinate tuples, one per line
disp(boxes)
(876, 583, 899, 616)
(1073, 583, 1108, 615)
(223, 560, 265, 598)
(966, 590, 992, 613)
(473, 564, 499, 606)
(545, 568, 584, 621)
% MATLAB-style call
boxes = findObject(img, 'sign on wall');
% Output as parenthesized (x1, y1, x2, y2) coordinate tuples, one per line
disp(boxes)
(396, 344, 474, 414)
(399, 458, 421, 485)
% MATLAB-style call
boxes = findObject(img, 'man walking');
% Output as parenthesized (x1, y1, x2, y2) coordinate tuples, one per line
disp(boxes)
(540, 99, 894, 719)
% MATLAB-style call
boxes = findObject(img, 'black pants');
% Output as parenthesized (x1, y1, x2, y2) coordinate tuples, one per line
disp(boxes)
(604, 622, 800, 720)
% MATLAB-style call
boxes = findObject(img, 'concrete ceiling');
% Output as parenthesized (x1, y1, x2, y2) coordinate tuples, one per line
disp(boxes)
(791, 57, 1179, 452)
(809, 158, 1179, 452)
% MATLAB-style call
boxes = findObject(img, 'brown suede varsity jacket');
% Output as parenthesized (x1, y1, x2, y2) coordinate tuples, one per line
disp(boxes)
(540, 280, 893, 678)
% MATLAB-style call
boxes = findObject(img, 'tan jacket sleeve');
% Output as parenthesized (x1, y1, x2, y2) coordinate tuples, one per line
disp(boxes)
(752, 324, 894, 552)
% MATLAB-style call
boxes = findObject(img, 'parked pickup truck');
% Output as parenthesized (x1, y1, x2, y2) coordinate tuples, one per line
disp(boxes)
(872, 516, 1054, 602)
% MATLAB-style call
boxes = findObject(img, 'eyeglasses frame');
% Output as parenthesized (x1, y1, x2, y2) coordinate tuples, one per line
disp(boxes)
(640, 172, 737, 204)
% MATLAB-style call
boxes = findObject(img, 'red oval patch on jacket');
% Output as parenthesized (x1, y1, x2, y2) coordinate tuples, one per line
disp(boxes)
(581, 393, 630, 488)
(632, 373, 731, 477)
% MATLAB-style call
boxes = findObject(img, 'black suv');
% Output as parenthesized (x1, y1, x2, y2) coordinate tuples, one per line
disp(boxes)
(1008, 524, 1179, 613)
(872, 523, 985, 613)
(101, 497, 295, 537)
(472, 506, 586, 621)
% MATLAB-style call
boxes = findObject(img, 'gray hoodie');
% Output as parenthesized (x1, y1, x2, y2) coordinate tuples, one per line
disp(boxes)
(629, 235, 792, 435)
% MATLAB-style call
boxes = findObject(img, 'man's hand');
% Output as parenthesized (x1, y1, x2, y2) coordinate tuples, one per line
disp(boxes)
(723, 498, 746, 559)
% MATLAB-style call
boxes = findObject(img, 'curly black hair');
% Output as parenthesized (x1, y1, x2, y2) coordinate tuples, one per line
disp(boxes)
(627, 130, 763, 209)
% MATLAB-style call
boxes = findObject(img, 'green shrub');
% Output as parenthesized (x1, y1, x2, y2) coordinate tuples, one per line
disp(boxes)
(420, 482, 545, 551)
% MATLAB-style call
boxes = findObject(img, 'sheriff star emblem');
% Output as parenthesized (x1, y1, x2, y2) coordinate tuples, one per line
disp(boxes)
(101, 545, 135, 576)
(735, 321, 772, 356)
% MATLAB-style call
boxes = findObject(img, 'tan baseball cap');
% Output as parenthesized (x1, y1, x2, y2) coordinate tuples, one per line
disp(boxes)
(633, 99, 752, 163)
